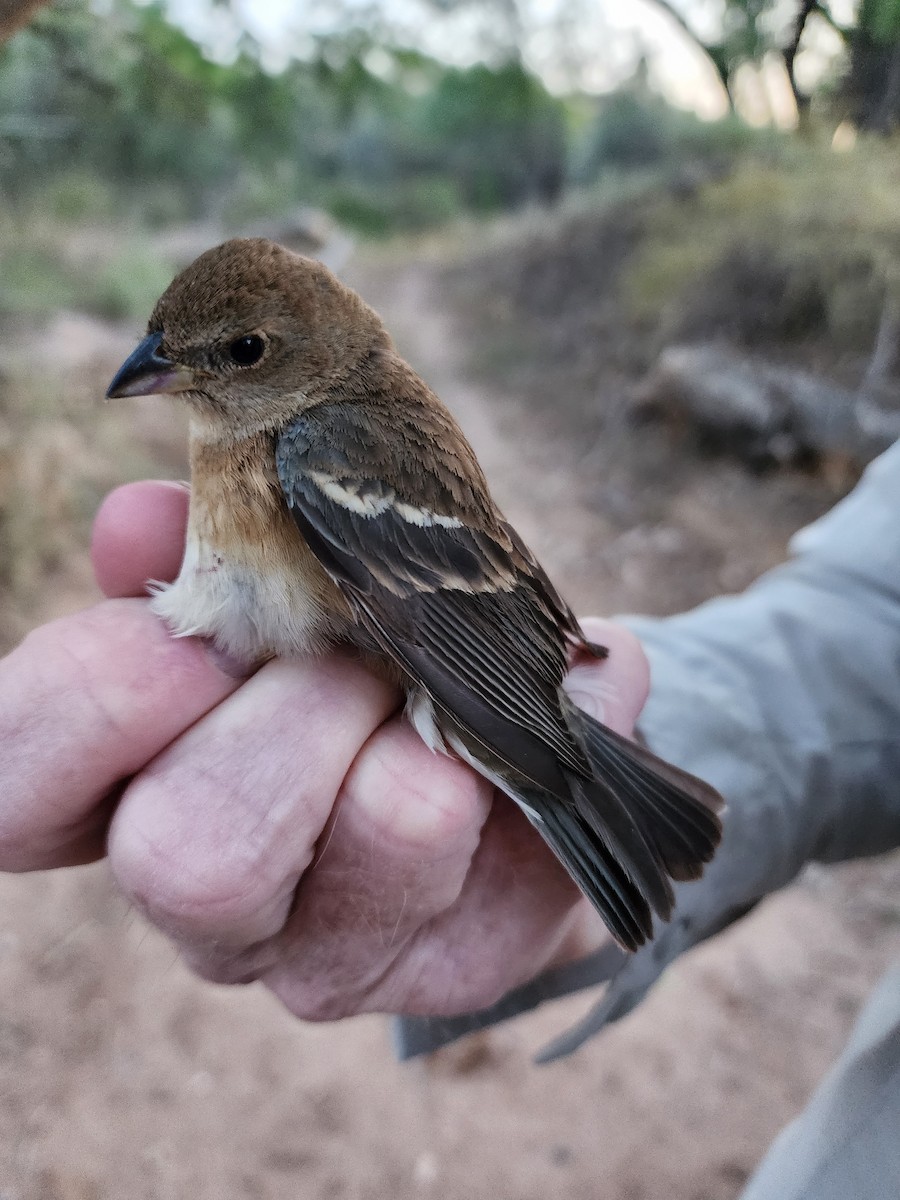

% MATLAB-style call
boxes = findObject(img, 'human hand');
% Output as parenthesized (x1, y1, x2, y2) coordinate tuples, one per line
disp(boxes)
(0, 481, 651, 1019)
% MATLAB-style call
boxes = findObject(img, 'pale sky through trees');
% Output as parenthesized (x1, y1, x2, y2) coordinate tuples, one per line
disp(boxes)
(160, 0, 858, 121)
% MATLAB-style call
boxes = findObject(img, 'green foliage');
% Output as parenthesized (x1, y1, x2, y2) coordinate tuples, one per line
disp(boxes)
(573, 84, 772, 182)
(581, 91, 669, 171)
(0, 239, 78, 316)
(859, 0, 900, 44)
(0, 0, 567, 235)
(422, 62, 566, 209)
(85, 244, 180, 320)
(720, 0, 769, 65)
(326, 176, 461, 235)
(0, 208, 178, 322)
(41, 172, 119, 222)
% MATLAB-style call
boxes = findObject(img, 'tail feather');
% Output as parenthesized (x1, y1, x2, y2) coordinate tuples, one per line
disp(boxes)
(573, 710, 723, 883)
(566, 770, 676, 917)
(515, 706, 723, 952)
(525, 792, 655, 950)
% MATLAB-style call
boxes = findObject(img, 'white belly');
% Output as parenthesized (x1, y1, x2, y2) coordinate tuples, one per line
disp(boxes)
(150, 532, 333, 662)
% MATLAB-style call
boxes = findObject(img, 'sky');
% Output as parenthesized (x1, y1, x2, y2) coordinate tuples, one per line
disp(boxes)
(165, 0, 857, 122)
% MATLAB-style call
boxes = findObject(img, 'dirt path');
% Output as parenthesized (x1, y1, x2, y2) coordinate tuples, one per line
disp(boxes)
(0, 257, 898, 1200)
(349, 261, 613, 606)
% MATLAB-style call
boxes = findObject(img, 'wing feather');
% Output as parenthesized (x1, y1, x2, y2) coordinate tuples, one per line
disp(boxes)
(276, 402, 591, 789)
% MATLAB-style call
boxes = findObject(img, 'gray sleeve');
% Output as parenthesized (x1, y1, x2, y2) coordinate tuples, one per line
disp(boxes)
(738, 963, 900, 1199)
(394, 441, 900, 1060)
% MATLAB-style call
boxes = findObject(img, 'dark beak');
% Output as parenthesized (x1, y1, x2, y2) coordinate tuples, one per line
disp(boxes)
(106, 331, 196, 399)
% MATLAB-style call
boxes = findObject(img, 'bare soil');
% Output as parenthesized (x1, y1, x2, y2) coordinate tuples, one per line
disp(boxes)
(0, 246, 898, 1200)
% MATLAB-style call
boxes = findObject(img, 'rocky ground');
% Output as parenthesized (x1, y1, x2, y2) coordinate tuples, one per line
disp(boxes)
(0, 240, 897, 1200)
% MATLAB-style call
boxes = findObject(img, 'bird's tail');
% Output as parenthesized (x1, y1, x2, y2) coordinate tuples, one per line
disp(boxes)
(517, 703, 724, 952)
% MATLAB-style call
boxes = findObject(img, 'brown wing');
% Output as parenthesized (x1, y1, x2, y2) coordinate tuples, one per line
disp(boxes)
(276, 389, 722, 954)
(275, 397, 593, 795)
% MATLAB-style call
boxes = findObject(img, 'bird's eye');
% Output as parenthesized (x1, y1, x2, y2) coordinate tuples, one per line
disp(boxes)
(228, 334, 265, 366)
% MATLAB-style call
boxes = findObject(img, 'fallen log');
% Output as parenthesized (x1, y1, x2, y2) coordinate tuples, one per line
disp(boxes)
(632, 343, 900, 470)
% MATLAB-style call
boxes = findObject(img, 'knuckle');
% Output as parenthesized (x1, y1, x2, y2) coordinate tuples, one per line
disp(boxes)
(394, 760, 488, 851)
(266, 976, 371, 1023)
(359, 733, 490, 854)
(109, 779, 273, 938)
(181, 948, 264, 987)
(289, 994, 354, 1022)
(19, 606, 144, 745)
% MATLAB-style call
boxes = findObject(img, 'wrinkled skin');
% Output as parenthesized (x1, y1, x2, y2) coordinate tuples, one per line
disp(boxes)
(0, 480, 650, 1021)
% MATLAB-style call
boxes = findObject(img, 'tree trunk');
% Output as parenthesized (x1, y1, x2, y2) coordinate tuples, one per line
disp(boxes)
(782, 0, 819, 125)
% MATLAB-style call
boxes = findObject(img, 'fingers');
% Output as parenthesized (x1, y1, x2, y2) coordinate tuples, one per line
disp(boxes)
(105, 611, 650, 1018)
(108, 652, 494, 1014)
(92, 481, 189, 599)
(80, 481, 607, 1019)
(566, 616, 650, 737)
(86, 491, 649, 1019)
(262, 720, 492, 1018)
(370, 796, 594, 1015)
(0, 600, 246, 870)
(108, 655, 403, 957)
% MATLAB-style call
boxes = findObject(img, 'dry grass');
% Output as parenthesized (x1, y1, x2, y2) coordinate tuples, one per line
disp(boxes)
(625, 139, 900, 366)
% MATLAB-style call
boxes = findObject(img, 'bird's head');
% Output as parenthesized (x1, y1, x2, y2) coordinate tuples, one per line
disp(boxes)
(106, 238, 389, 435)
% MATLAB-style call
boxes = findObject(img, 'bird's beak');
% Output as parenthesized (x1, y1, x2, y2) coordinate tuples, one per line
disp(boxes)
(106, 331, 196, 399)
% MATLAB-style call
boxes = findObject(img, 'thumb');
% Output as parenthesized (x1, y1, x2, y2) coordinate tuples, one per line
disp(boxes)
(564, 617, 650, 739)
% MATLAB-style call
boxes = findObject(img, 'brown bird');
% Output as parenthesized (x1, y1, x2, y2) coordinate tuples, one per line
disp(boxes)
(106, 238, 723, 952)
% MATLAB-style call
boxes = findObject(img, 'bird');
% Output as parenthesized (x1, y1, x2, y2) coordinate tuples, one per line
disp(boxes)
(106, 237, 723, 952)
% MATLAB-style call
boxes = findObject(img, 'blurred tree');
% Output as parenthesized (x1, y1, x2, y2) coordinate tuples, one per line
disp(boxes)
(573, 59, 763, 185)
(3, 0, 897, 238)
(643, 0, 900, 134)
(639, 0, 736, 111)
(576, 61, 672, 173)
(0, 0, 47, 45)
(641, 0, 838, 117)
(846, 0, 900, 130)
(0, 0, 569, 230)
(422, 61, 566, 208)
